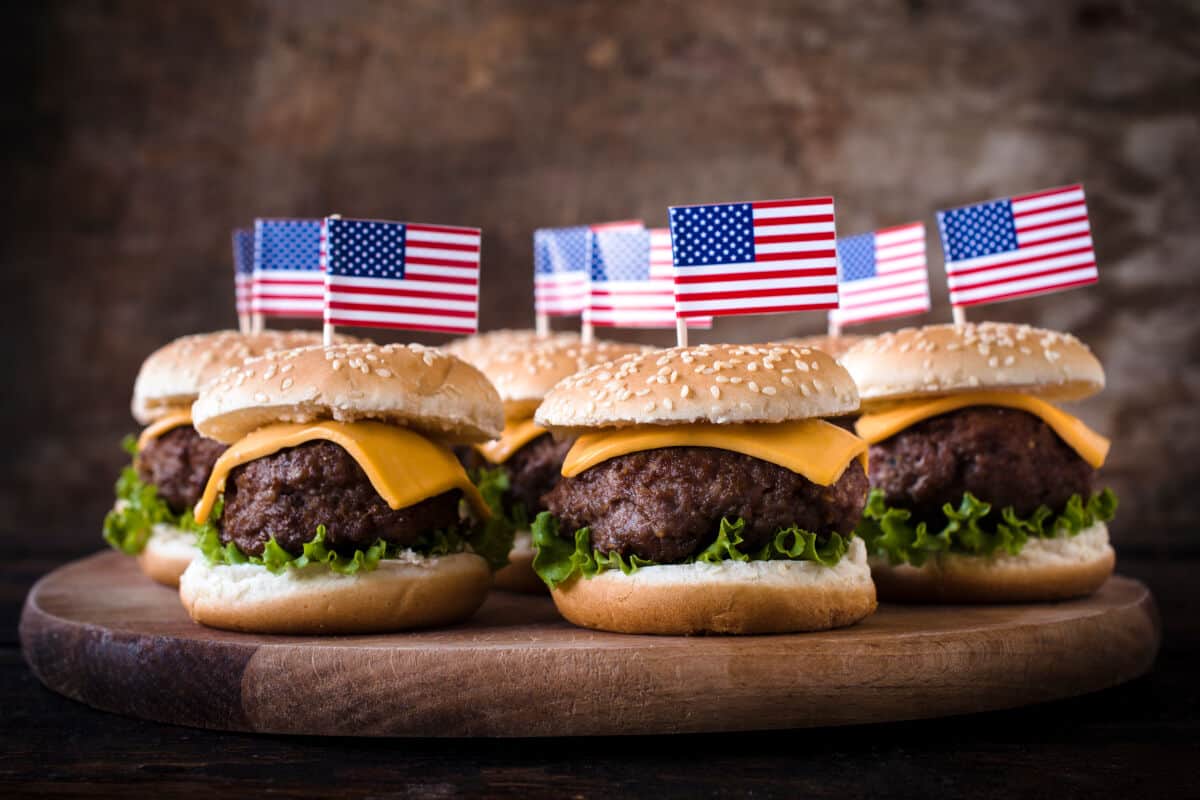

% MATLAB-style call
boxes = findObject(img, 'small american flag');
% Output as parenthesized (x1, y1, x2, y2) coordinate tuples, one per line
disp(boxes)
(937, 184, 1097, 307)
(324, 217, 481, 335)
(534, 226, 591, 316)
(669, 197, 839, 318)
(231, 228, 254, 316)
(830, 222, 930, 327)
(252, 219, 325, 318)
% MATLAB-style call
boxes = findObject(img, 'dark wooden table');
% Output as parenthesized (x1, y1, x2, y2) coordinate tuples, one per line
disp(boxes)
(1, 546, 1194, 798)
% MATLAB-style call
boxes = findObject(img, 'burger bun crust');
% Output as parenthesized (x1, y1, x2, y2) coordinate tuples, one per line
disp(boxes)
(536, 342, 860, 434)
(842, 322, 1105, 408)
(192, 342, 503, 445)
(548, 538, 877, 634)
(491, 531, 546, 594)
(179, 552, 491, 634)
(869, 522, 1115, 603)
(136, 524, 200, 588)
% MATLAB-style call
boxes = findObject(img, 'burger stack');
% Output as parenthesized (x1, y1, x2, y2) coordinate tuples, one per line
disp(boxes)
(106, 320, 1118, 637)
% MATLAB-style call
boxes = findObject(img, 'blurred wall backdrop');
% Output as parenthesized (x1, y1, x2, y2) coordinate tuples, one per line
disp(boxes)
(3, 1, 1198, 556)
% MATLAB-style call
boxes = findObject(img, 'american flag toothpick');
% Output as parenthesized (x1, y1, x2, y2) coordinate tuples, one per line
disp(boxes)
(829, 222, 930, 333)
(937, 184, 1097, 322)
(323, 217, 481, 340)
(585, 224, 713, 331)
(252, 219, 325, 327)
(668, 196, 839, 346)
(231, 228, 254, 334)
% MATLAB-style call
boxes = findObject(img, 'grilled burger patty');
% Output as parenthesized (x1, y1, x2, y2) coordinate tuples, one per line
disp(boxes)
(457, 434, 574, 519)
(544, 446, 869, 563)
(137, 425, 228, 515)
(219, 440, 461, 557)
(867, 406, 1095, 522)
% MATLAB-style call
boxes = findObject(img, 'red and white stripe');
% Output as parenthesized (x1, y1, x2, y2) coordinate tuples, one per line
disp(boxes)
(588, 229, 712, 329)
(235, 274, 253, 315)
(947, 184, 1097, 307)
(831, 222, 930, 327)
(674, 197, 839, 318)
(535, 273, 588, 316)
(252, 271, 324, 318)
(325, 224, 481, 335)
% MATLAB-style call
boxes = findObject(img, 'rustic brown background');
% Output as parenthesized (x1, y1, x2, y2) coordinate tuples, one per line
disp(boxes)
(4, 1, 1198, 556)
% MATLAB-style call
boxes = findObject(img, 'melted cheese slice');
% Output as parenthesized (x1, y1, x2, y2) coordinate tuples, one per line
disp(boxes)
(855, 392, 1110, 468)
(194, 421, 488, 524)
(474, 417, 547, 464)
(136, 409, 194, 451)
(561, 419, 868, 486)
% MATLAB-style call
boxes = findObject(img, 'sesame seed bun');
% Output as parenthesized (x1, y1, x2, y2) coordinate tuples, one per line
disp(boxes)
(841, 322, 1105, 409)
(780, 334, 865, 360)
(191, 342, 504, 445)
(535, 342, 860, 434)
(469, 339, 647, 422)
(178, 552, 492, 634)
(548, 538, 877, 634)
(444, 329, 579, 368)
(135, 523, 200, 588)
(132, 330, 363, 425)
(868, 523, 1114, 603)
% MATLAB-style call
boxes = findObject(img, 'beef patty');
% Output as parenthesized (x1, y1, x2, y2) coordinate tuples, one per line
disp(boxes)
(868, 406, 1095, 522)
(137, 425, 228, 515)
(220, 440, 460, 557)
(544, 447, 869, 563)
(457, 434, 574, 520)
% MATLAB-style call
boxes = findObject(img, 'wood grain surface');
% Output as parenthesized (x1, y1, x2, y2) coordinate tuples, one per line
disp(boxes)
(20, 552, 1160, 738)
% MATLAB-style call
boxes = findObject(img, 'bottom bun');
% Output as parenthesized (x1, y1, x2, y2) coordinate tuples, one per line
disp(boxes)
(492, 531, 547, 594)
(870, 522, 1115, 604)
(179, 551, 492, 634)
(136, 524, 200, 588)
(549, 538, 877, 635)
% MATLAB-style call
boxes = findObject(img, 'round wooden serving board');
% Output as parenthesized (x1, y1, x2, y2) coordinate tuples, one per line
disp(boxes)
(21, 552, 1159, 737)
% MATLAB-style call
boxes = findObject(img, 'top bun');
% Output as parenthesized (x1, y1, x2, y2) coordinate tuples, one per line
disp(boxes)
(469, 339, 647, 413)
(192, 343, 503, 445)
(131, 330, 361, 424)
(536, 342, 859, 434)
(779, 334, 865, 360)
(444, 329, 578, 367)
(841, 322, 1105, 408)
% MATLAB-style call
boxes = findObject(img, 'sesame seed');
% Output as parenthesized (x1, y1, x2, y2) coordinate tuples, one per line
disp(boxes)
(729, 376, 742, 384)
(747, 362, 758, 372)
(710, 386, 721, 399)
(761, 385, 777, 396)
(781, 376, 794, 386)
(376, 368, 392, 378)
(281, 378, 293, 390)
(331, 360, 342, 370)
(747, 381, 759, 393)
(254, 392, 268, 402)
(663, 398, 674, 411)
(680, 385, 691, 398)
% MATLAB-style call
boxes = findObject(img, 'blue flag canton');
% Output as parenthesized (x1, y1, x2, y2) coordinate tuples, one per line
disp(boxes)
(837, 232, 877, 282)
(326, 219, 406, 279)
(938, 200, 1018, 262)
(669, 203, 756, 268)
(590, 228, 650, 283)
(233, 229, 255, 275)
(255, 220, 323, 272)
(537, 227, 591, 275)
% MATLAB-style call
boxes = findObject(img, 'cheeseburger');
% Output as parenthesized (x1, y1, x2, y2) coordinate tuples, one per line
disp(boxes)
(454, 337, 644, 592)
(179, 342, 509, 634)
(841, 322, 1117, 603)
(532, 342, 877, 635)
(105, 330, 340, 586)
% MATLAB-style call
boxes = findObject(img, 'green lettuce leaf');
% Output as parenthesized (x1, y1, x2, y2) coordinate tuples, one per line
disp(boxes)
(531, 512, 850, 590)
(194, 491, 514, 575)
(102, 436, 184, 555)
(855, 488, 1118, 567)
